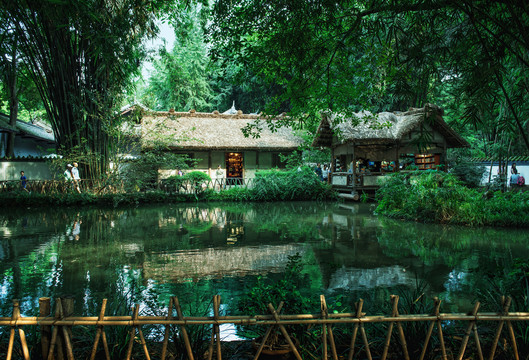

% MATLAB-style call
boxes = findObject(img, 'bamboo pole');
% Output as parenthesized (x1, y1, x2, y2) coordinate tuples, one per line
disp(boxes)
(320, 295, 338, 360)
(347, 300, 361, 360)
(6, 300, 16, 360)
(4, 311, 529, 326)
(125, 305, 138, 360)
(40, 297, 52, 360)
(437, 301, 447, 360)
(381, 296, 397, 360)
(321, 296, 327, 360)
(7, 299, 30, 360)
(253, 302, 284, 360)
(161, 297, 174, 360)
(267, 303, 303, 360)
(137, 310, 151, 360)
(47, 298, 63, 360)
(208, 295, 222, 360)
(456, 301, 482, 360)
(473, 321, 484, 360)
(3, 312, 529, 327)
(393, 296, 410, 360)
(90, 298, 110, 360)
(506, 317, 519, 360)
(174, 296, 195, 360)
(348, 299, 372, 360)
(127, 304, 152, 360)
(419, 297, 441, 360)
(60, 298, 75, 360)
(488, 296, 515, 360)
(215, 295, 222, 360)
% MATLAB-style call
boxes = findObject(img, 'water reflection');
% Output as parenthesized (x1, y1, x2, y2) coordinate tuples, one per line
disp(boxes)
(0, 202, 527, 316)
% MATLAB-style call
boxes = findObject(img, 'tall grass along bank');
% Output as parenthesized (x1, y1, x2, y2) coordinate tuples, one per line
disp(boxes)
(376, 170, 529, 227)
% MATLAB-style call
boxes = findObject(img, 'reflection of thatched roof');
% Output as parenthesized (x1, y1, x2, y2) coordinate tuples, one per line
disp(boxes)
(141, 111, 302, 151)
(312, 104, 469, 148)
(142, 244, 306, 282)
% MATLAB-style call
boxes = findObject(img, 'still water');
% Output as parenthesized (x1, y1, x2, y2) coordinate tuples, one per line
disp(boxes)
(0, 202, 528, 317)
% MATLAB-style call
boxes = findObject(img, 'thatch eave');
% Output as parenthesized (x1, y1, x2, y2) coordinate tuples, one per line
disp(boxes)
(312, 104, 469, 149)
(140, 111, 303, 152)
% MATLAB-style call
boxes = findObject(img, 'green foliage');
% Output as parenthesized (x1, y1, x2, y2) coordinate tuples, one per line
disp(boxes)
(236, 254, 318, 338)
(449, 160, 486, 188)
(376, 170, 529, 227)
(250, 167, 333, 201)
(184, 171, 211, 196)
(4, 0, 181, 177)
(120, 149, 195, 191)
(145, 4, 213, 111)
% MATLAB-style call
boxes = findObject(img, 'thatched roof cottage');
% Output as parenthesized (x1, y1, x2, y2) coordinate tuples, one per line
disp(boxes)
(134, 107, 303, 181)
(312, 104, 469, 194)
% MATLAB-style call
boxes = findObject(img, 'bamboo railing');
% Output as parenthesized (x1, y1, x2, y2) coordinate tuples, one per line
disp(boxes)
(1, 295, 527, 359)
(0, 177, 254, 195)
(0, 179, 125, 195)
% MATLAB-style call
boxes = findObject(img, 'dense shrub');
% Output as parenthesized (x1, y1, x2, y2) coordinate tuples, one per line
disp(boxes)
(376, 170, 529, 227)
(449, 160, 486, 188)
(250, 167, 333, 201)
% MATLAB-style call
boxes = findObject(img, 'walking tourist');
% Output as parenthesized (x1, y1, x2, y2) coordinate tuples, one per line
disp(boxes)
(20, 171, 28, 192)
(72, 162, 81, 193)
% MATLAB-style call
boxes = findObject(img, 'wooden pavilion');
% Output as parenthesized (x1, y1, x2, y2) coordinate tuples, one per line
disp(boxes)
(312, 104, 469, 198)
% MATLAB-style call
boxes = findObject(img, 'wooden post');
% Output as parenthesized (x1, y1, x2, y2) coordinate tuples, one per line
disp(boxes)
(419, 297, 442, 360)
(253, 302, 284, 360)
(267, 303, 302, 360)
(381, 295, 409, 360)
(456, 301, 482, 360)
(61, 297, 75, 360)
(348, 299, 372, 360)
(7, 299, 30, 360)
(208, 151, 212, 178)
(40, 297, 52, 360)
(48, 298, 64, 360)
(214, 295, 222, 360)
(208, 295, 222, 360)
(174, 296, 195, 360)
(90, 298, 110, 360)
(488, 296, 516, 360)
(161, 297, 174, 360)
(320, 295, 338, 360)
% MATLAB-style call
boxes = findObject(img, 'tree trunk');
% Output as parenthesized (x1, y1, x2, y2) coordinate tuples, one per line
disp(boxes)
(6, 32, 19, 158)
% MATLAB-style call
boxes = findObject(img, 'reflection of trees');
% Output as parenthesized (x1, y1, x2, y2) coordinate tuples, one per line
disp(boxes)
(0, 202, 343, 315)
(375, 217, 529, 308)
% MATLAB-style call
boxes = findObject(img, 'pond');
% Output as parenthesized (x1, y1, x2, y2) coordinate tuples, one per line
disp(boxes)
(1, 201, 528, 320)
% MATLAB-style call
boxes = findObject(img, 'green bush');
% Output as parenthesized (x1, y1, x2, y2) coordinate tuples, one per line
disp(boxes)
(183, 171, 211, 195)
(250, 167, 333, 201)
(376, 170, 529, 227)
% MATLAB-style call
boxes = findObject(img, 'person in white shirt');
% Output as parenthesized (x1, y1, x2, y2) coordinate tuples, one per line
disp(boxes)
(72, 162, 81, 193)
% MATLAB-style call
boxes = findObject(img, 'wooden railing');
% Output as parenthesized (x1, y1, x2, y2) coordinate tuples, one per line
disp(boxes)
(0, 178, 255, 195)
(1, 295, 527, 359)
(0, 179, 125, 195)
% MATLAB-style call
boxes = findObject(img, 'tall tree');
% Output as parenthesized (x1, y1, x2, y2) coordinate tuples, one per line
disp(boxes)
(0, 11, 20, 158)
(5, 0, 172, 177)
(210, 0, 529, 153)
(146, 4, 213, 111)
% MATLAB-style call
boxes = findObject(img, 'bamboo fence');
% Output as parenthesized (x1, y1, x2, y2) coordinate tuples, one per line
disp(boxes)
(1, 295, 528, 360)
(0, 178, 254, 195)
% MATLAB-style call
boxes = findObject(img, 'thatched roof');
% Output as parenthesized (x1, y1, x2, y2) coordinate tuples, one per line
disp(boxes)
(312, 104, 469, 148)
(140, 110, 303, 151)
